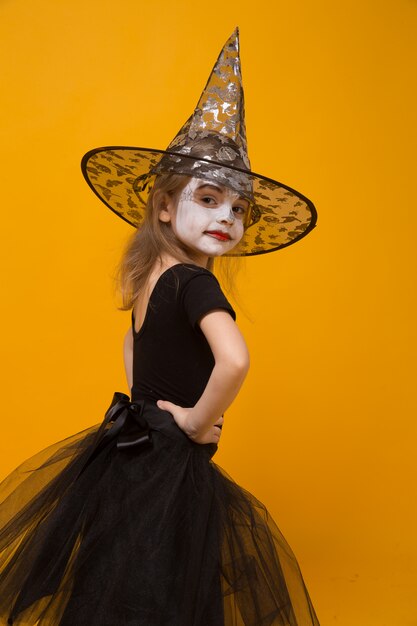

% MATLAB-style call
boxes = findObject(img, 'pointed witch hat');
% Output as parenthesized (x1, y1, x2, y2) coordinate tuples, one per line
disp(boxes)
(81, 28, 317, 256)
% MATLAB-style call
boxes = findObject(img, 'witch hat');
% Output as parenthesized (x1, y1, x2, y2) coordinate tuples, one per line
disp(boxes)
(81, 28, 317, 256)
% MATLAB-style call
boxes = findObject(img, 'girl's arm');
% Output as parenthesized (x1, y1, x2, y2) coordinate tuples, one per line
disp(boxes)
(157, 309, 250, 441)
(123, 327, 133, 393)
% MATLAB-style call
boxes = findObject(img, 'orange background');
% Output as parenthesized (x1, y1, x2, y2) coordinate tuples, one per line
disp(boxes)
(1, 1, 416, 624)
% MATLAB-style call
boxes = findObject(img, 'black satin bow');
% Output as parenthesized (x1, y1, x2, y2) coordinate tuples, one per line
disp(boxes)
(75, 393, 153, 479)
(102, 392, 153, 451)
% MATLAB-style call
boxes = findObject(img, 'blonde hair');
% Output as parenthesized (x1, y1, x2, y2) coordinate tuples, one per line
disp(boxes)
(114, 172, 245, 311)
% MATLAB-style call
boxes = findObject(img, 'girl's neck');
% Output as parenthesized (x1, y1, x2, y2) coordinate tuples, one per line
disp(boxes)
(158, 253, 209, 271)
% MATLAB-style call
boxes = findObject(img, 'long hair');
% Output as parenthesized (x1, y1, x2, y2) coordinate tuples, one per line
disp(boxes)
(114, 172, 246, 311)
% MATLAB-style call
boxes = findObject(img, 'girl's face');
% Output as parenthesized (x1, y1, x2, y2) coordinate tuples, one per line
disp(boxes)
(161, 177, 249, 263)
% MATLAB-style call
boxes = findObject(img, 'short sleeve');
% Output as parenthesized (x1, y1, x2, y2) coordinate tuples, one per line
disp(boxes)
(181, 271, 236, 330)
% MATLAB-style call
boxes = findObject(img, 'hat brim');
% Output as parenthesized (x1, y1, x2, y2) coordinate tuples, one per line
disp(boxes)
(81, 146, 317, 257)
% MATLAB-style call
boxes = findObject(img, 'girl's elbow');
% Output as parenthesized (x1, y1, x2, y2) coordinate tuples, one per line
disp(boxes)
(226, 351, 250, 375)
(237, 348, 250, 370)
(240, 354, 250, 375)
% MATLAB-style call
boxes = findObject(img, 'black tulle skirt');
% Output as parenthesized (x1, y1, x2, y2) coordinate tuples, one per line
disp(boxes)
(0, 393, 320, 625)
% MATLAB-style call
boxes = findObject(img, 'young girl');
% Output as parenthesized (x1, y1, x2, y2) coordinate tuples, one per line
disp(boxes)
(0, 29, 320, 625)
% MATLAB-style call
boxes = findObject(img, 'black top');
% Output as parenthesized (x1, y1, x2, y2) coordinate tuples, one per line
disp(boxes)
(131, 263, 236, 407)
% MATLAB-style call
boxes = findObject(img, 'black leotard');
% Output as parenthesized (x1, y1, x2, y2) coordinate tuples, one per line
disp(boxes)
(131, 263, 236, 407)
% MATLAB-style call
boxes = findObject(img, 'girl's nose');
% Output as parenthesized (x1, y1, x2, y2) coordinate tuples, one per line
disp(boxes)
(217, 205, 235, 224)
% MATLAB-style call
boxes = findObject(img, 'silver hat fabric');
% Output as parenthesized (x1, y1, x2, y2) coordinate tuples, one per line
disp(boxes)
(82, 28, 317, 256)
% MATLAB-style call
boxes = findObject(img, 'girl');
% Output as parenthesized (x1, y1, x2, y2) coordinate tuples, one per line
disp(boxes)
(0, 29, 320, 625)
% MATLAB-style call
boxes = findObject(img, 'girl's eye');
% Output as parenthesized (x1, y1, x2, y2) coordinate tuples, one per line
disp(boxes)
(200, 195, 217, 205)
(233, 205, 248, 216)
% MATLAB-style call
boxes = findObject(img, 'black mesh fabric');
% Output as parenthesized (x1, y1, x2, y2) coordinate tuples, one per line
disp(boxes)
(0, 404, 320, 625)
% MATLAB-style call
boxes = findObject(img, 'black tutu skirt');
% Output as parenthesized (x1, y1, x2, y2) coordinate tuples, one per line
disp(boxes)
(0, 393, 320, 625)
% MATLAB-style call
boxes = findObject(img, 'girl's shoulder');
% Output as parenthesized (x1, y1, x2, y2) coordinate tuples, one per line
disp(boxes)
(171, 264, 235, 324)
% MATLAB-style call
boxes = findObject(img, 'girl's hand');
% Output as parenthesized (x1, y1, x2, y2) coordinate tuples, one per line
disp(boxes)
(156, 399, 224, 445)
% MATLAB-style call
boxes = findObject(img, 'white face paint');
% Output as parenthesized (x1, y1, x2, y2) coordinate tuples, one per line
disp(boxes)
(171, 177, 249, 261)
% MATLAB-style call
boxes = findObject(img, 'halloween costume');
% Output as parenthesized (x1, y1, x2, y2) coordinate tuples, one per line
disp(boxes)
(0, 29, 320, 625)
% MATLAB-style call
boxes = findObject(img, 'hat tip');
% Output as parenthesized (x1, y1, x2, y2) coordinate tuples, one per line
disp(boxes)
(228, 26, 240, 47)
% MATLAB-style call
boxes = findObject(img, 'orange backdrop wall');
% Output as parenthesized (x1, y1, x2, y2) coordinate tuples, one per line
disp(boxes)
(1, 1, 416, 624)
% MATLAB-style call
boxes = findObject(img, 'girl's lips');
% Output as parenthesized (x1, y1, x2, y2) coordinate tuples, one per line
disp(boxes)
(204, 231, 231, 241)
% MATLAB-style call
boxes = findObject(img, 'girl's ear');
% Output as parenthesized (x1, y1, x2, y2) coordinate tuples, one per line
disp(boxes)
(153, 190, 173, 224)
